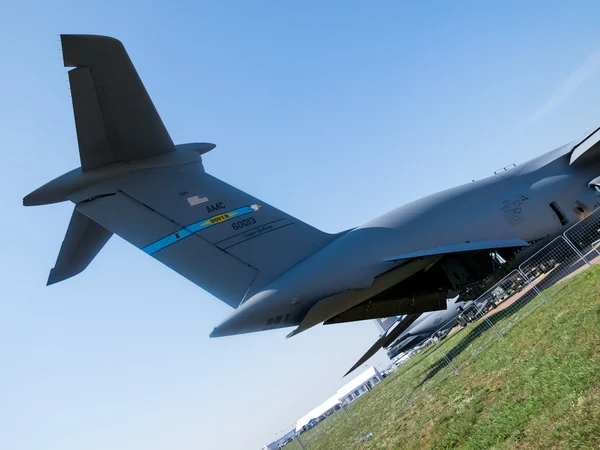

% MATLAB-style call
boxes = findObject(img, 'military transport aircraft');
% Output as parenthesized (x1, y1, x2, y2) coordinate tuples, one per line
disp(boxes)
(24, 35, 600, 375)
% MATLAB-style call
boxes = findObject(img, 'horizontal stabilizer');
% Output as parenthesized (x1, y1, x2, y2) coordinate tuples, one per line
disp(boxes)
(383, 238, 529, 262)
(62, 34, 175, 171)
(47, 208, 113, 285)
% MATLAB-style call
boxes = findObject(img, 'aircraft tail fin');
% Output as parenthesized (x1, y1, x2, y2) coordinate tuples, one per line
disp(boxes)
(47, 208, 113, 286)
(25, 34, 339, 310)
(62, 34, 175, 171)
(373, 317, 399, 335)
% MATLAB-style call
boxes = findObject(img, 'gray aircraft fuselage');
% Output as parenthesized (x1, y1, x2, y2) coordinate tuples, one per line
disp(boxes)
(26, 36, 600, 351)
(211, 144, 600, 337)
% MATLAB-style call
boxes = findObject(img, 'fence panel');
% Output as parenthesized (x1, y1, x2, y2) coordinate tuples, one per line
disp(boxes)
(340, 369, 411, 440)
(564, 208, 600, 264)
(519, 236, 584, 300)
(389, 334, 457, 402)
(470, 269, 542, 335)
(295, 404, 363, 450)
(282, 435, 306, 450)
(429, 303, 501, 372)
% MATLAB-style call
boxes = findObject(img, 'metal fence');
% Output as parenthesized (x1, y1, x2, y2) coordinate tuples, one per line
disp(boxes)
(270, 209, 600, 450)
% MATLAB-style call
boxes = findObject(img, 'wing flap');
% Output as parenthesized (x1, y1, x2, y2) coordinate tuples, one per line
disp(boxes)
(325, 290, 446, 325)
(286, 256, 438, 338)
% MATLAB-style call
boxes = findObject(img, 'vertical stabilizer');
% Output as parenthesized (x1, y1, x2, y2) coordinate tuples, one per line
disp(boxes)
(62, 34, 175, 171)
(373, 316, 399, 335)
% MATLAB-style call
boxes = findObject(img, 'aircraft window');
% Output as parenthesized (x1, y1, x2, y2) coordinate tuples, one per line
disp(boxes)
(273, 316, 282, 324)
(266, 317, 274, 326)
(549, 202, 569, 226)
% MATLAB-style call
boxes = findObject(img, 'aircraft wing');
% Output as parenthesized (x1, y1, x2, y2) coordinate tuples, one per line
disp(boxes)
(286, 256, 440, 338)
(289, 237, 529, 340)
(316, 237, 528, 375)
(383, 238, 529, 261)
(344, 314, 421, 377)
(570, 126, 600, 166)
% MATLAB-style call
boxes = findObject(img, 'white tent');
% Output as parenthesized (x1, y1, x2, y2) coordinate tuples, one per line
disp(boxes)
(295, 366, 382, 432)
(336, 366, 380, 401)
(295, 394, 340, 432)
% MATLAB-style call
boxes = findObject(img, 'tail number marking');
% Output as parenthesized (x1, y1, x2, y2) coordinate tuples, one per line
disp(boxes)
(232, 217, 257, 230)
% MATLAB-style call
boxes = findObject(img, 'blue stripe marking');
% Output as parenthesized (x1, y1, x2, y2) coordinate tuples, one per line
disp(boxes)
(141, 204, 260, 255)
(142, 229, 192, 254)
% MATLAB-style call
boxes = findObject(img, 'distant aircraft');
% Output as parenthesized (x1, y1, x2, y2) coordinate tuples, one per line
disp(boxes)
(25, 35, 600, 375)
(376, 297, 471, 362)
(355, 297, 472, 374)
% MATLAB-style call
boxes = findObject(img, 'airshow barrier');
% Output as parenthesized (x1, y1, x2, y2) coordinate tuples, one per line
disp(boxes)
(272, 208, 600, 450)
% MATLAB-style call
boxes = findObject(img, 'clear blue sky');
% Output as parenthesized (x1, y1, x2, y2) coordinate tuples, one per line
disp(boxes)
(2, 2, 600, 449)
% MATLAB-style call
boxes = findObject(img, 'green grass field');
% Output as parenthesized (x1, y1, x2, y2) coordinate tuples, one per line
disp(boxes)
(286, 265, 600, 450)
